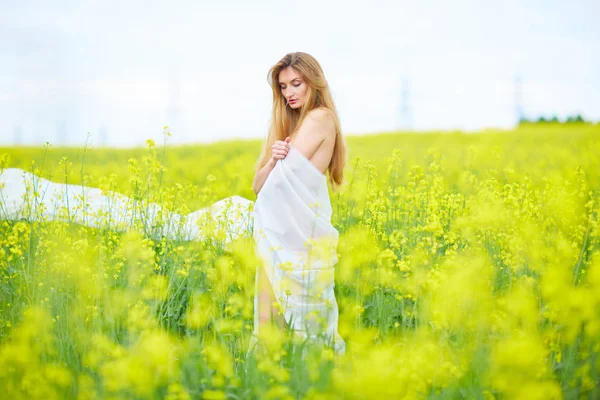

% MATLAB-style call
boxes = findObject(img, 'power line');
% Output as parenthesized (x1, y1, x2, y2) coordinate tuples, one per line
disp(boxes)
(99, 125, 108, 147)
(56, 120, 67, 146)
(13, 124, 23, 146)
(397, 74, 413, 130)
(514, 73, 524, 124)
(166, 68, 183, 141)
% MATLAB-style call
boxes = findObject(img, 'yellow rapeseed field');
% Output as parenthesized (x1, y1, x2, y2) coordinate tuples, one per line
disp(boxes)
(0, 123, 599, 399)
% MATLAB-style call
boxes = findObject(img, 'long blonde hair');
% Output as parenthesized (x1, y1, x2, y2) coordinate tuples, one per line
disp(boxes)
(255, 52, 347, 191)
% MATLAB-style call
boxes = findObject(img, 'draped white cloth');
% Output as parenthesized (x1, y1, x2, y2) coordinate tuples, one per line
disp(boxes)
(0, 167, 253, 244)
(249, 144, 346, 355)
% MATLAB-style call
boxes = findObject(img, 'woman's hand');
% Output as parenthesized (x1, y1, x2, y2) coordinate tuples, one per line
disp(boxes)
(271, 137, 291, 161)
(253, 138, 290, 194)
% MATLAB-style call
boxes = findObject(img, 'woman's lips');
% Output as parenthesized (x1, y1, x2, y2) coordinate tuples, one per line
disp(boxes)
(290, 99, 297, 104)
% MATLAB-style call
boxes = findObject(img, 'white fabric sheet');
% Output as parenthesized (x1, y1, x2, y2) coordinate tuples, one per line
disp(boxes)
(249, 144, 346, 355)
(0, 167, 253, 244)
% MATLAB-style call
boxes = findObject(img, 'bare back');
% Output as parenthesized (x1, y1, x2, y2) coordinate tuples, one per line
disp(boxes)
(289, 108, 336, 175)
(305, 135, 334, 175)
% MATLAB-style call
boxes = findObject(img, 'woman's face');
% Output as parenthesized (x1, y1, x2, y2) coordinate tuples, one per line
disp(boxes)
(278, 67, 308, 110)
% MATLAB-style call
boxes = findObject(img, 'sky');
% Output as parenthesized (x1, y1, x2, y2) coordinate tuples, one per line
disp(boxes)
(1, 0, 599, 147)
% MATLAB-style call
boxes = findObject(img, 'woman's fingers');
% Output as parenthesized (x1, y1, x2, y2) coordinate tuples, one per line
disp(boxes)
(271, 140, 290, 160)
(272, 148, 288, 158)
(274, 140, 290, 149)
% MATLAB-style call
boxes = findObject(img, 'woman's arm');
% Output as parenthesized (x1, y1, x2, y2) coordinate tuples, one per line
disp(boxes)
(252, 157, 277, 195)
(252, 137, 291, 195)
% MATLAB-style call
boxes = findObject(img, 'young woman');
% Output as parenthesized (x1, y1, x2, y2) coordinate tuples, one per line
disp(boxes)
(250, 52, 347, 355)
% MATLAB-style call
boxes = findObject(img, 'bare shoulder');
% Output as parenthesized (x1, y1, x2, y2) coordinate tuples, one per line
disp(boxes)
(307, 107, 334, 123)
(305, 107, 335, 137)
